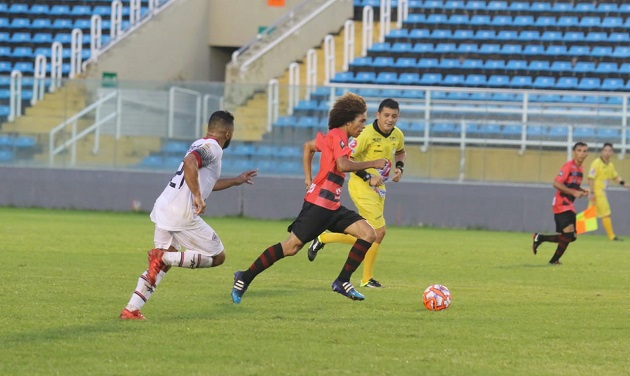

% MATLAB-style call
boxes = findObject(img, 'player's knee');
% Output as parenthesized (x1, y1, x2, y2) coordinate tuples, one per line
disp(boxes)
(359, 226, 377, 244)
(212, 252, 226, 267)
(562, 232, 576, 243)
(281, 238, 304, 256)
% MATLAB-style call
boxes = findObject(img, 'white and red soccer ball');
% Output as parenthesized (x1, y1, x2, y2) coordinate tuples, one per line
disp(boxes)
(422, 284, 452, 311)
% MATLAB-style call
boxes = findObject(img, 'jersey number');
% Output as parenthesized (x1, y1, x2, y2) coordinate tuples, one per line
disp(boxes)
(169, 162, 185, 189)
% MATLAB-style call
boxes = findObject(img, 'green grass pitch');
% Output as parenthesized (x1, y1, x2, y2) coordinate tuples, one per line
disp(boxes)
(1, 207, 629, 375)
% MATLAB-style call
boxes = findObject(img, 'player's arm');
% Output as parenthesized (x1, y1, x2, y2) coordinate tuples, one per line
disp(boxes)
(587, 177, 596, 203)
(183, 153, 206, 214)
(613, 175, 627, 189)
(392, 148, 407, 182)
(213, 170, 258, 191)
(337, 155, 388, 173)
(552, 179, 588, 198)
(303, 139, 317, 189)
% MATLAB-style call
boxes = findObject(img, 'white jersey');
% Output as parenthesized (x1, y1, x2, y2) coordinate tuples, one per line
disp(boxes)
(150, 138, 222, 231)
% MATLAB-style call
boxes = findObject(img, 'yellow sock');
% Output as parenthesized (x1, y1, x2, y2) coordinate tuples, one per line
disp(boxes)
(602, 216, 616, 240)
(320, 233, 356, 245)
(361, 243, 380, 284)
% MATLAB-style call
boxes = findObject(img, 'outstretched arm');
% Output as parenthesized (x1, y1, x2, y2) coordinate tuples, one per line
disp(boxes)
(336, 155, 388, 173)
(213, 169, 258, 191)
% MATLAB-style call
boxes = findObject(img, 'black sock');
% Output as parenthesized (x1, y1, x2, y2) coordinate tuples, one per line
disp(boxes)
(549, 234, 572, 263)
(538, 234, 560, 243)
(337, 239, 372, 282)
(242, 243, 284, 284)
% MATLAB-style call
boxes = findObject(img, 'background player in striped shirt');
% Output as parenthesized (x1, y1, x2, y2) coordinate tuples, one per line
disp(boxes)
(306, 98, 406, 289)
(120, 111, 258, 320)
(532, 142, 589, 265)
(231, 93, 388, 303)
(588, 143, 628, 241)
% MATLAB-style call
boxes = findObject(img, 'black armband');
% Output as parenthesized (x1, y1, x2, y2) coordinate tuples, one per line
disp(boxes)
(621, 180, 625, 186)
(355, 170, 370, 181)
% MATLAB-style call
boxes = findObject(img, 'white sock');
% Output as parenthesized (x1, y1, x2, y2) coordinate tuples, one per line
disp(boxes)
(125, 269, 166, 311)
(162, 251, 213, 269)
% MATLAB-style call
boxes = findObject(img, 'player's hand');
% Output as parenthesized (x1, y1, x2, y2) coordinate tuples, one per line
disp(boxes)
(304, 176, 312, 190)
(369, 174, 384, 187)
(193, 195, 206, 215)
(574, 189, 588, 199)
(373, 158, 389, 169)
(237, 169, 258, 185)
(392, 168, 403, 182)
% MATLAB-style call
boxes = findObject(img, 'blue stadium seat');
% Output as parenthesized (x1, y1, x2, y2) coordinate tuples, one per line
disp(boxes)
(417, 58, 439, 69)
(32, 33, 53, 44)
(557, 16, 579, 28)
(575, 3, 596, 13)
(552, 3, 573, 12)
(457, 43, 478, 54)
(470, 15, 491, 26)
(496, 30, 519, 41)
(431, 29, 452, 39)
(387, 29, 409, 39)
(492, 15, 513, 27)
(546, 45, 569, 56)
(619, 63, 630, 75)
(601, 78, 624, 91)
(398, 73, 420, 85)
(610, 32, 630, 43)
(399, 89, 425, 99)
(573, 127, 596, 140)
(394, 57, 416, 69)
(7, 3, 29, 14)
(513, 16, 535, 28)
(596, 62, 618, 74)
(474, 30, 496, 40)
(367, 42, 391, 53)
(567, 45, 590, 57)
(0, 150, 14, 163)
(447, 14, 469, 25)
(560, 94, 586, 103)
(510, 76, 533, 88)
(522, 45, 545, 55)
(531, 76, 555, 89)
(535, 16, 556, 28)
(556, 77, 578, 90)
(601, 17, 623, 28)
(409, 29, 430, 40)
(597, 128, 620, 142)
(526, 126, 545, 138)
(547, 126, 569, 139)
(443, 74, 464, 86)
(30, 4, 50, 14)
(549, 61, 572, 72)
(452, 29, 474, 40)
(530, 2, 552, 12)
(564, 31, 585, 43)
(435, 43, 456, 54)
(50, 5, 71, 15)
(506, 60, 528, 71)
(487, 1, 508, 11)
(426, 14, 448, 25)
(330, 72, 354, 83)
(541, 31, 563, 42)
(354, 72, 376, 83)
(412, 43, 434, 54)
(464, 74, 487, 86)
(500, 44, 522, 55)
(502, 125, 523, 137)
(444, 1, 465, 10)
(579, 16, 601, 28)
(372, 57, 395, 68)
(462, 59, 483, 70)
(419, 73, 442, 85)
(528, 60, 550, 71)
(487, 75, 510, 87)
(585, 32, 607, 43)
(439, 58, 460, 69)
(591, 46, 613, 57)
(71, 5, 92, 17)
(349, 56, 372, 68)
(484, 60, 506, 70)
(509, 2, 529, 12)
(479, 44, 501, 55)
(613, 46, 630, 59)
(375, 72, 398, 84)
(380, 89, 403, 98)
(578, 77, 602, 90)
(391, 42, 412, 54)
(273, 116, 296, 128)
(466, 1, 487, 11)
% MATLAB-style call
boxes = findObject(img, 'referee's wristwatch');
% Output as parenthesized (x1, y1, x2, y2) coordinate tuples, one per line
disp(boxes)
(362, 173, 372, 183)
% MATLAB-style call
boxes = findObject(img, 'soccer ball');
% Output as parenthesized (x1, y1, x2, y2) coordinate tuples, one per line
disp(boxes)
(422, 284, 452, 311)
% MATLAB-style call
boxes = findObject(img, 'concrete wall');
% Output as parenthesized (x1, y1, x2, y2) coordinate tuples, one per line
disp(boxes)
(85, 0, 212, 82)
(1, 166, 628, 236)
(207, 0, 304, 47)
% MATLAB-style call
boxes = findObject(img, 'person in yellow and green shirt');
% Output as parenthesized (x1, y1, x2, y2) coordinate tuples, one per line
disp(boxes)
(307, 98, 406, 288)
(588, 143, 628, 241)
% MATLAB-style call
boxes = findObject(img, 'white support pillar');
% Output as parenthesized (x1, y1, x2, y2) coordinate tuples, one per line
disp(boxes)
(343, 20, 355, 72)
(267, 79, 279, 132)
(111, 0, 123, 40)
(305, 49, 317, 100)
(32, 55, 47, 105)
(50, 41, 63, 93)
(130, 0, 141, 26)
(90, 14, 102, 60)
(324, 34, 335, 84)
(70, 28, 83, 78)
(362, 6, 374, 56)
(397, 0, 409, 29)
(288, 62, 300, 115)
(8, 70, 22, 122)
(379, 0, 391, 43)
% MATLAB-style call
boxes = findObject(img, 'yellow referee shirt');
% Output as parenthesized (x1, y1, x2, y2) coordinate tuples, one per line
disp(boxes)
(588, 157, 619, 194)
(348, 121, 405, 196)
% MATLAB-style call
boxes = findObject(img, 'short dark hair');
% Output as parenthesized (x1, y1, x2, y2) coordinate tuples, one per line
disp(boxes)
(378, 98, 399, 112)
(328, 92, 367, 129)
(573, 141, 587, 150)
(602, 142, 614, 150)
(208, 110, 234, 130)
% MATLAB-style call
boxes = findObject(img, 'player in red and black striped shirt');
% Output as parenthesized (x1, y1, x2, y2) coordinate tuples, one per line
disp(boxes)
(532, 142, 589, 264)
(231, 93, 388, 303)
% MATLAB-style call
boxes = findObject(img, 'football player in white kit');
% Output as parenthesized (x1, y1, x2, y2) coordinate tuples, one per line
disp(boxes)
(120, 110, 257, 320)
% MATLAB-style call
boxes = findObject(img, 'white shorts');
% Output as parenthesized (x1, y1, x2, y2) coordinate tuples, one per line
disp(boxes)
(153, 221, 224, 257)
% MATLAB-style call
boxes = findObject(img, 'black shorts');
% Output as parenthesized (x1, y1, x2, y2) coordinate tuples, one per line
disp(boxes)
(287, 201, 365, 244)
(555, 211, 576, 233)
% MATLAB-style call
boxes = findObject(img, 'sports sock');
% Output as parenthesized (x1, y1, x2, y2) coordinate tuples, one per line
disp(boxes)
(162, 251, 213, 268)
(320, 232, 356, 245)
(538, 234, 560, 243)
(602, 216, 616, 240)
(361, 242, 380, 284)
(242, 243, 284, 284)
(337, 239, 372, 282)
(549, 234, 572, 263)
(125, 269, 166, 311)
